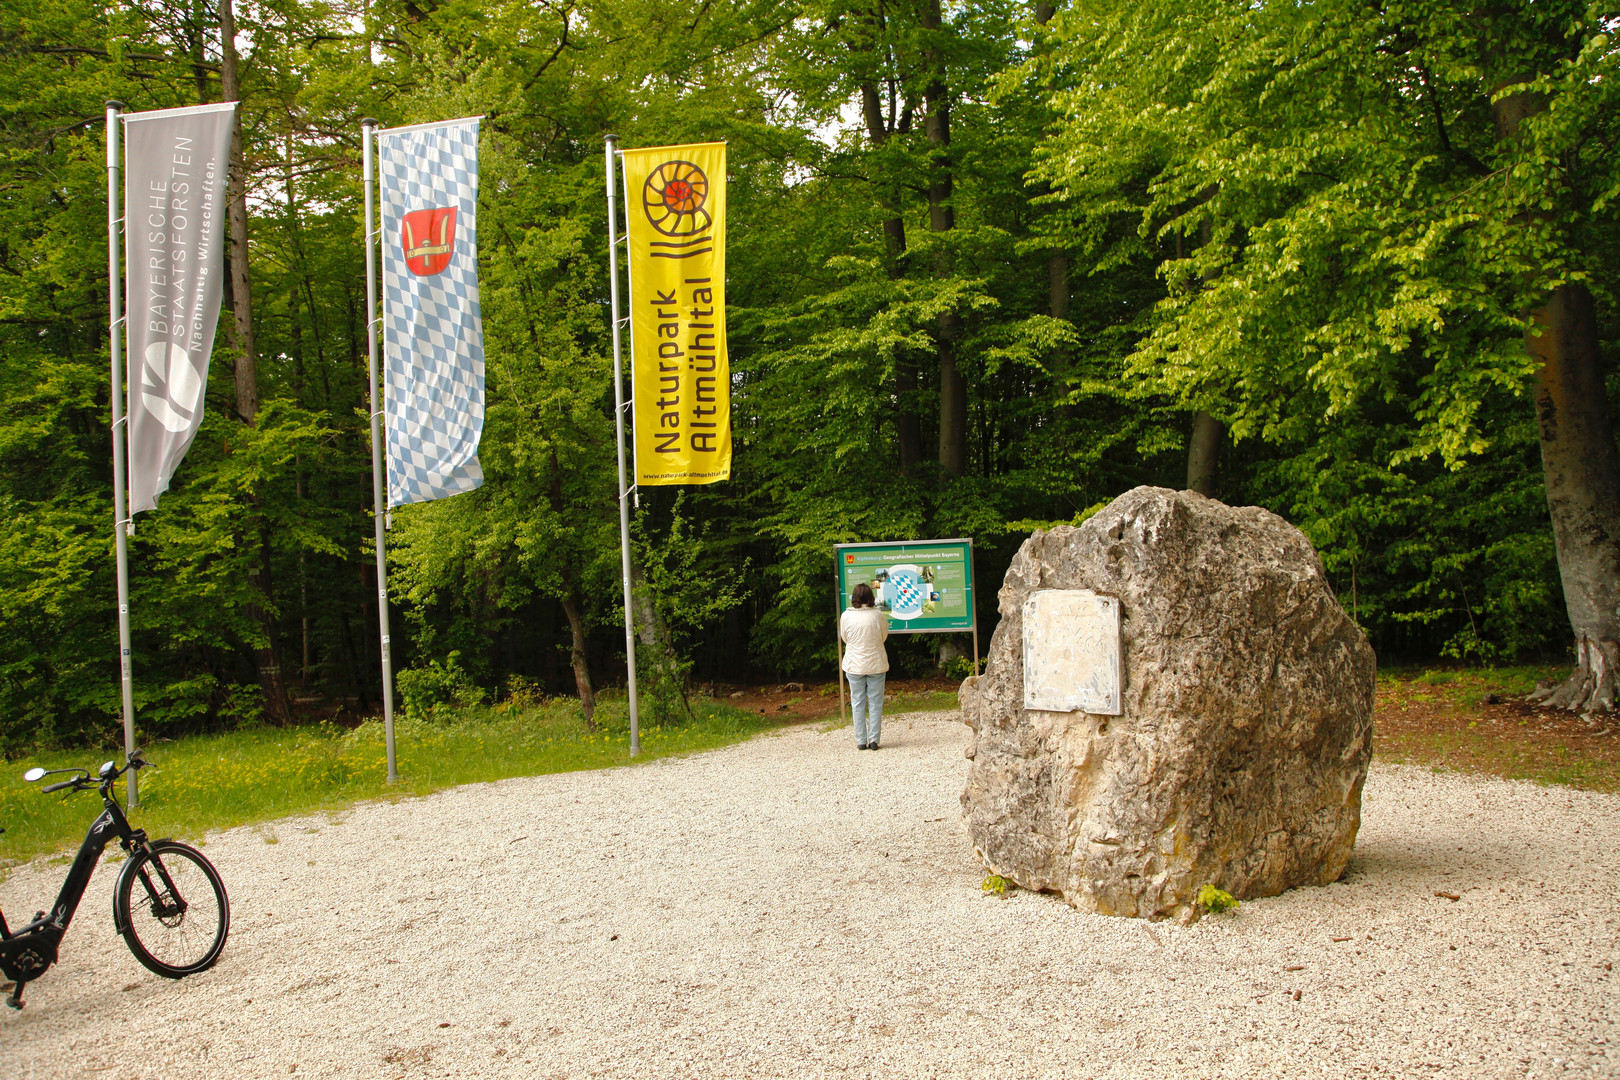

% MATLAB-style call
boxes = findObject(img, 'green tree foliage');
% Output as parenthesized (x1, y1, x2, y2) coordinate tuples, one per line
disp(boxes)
(1033, 0, 1610, 457)
(1030, 0, 1619, 679)
(0, 0, 1613, 752)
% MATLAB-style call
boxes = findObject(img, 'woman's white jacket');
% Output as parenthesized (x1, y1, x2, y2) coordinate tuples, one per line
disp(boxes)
(839, 607, 889, 674)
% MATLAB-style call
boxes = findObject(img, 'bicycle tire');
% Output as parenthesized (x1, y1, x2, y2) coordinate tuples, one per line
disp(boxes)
(114, 840, 229, 978)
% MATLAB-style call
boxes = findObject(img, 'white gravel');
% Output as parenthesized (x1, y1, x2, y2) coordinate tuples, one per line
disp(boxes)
(2, 711, 1617, 1078)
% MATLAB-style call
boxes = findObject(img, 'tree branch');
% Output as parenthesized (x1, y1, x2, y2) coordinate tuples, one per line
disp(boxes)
(25, 43, 206, 67)
(522, 3, 573, 90)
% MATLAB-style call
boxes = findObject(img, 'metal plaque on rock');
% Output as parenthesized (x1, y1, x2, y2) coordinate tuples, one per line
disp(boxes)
(1022, 589, 1122, 715)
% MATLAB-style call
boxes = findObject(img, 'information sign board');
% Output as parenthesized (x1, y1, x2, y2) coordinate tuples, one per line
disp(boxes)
(834, 539, 975, 635)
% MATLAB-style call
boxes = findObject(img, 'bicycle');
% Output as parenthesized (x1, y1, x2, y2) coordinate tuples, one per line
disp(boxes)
(0, 749, 229, 1010)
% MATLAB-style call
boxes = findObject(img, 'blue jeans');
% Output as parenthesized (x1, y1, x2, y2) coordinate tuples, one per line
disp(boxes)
(847, 672, 886, 746)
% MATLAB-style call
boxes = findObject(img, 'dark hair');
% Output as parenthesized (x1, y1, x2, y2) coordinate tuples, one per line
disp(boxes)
(851, 583, 876, 608)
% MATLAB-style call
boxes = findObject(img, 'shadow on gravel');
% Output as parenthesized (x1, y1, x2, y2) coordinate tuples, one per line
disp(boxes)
(1342, 841, 1453, 883)
(1344, 828, 1532, 886)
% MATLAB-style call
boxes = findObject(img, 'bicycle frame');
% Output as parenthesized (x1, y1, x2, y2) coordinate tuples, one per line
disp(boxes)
(0, 784, 148, 1003)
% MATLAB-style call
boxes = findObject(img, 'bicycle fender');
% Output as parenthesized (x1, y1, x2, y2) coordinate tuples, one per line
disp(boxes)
(111, 853, 142, 935)
(111, 863, 127, 936)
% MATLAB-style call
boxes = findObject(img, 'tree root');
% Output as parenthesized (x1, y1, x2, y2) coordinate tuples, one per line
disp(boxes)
(1527, 634, 1619, 712)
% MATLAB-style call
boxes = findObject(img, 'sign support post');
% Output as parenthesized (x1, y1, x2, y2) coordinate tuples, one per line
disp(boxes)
(836, 635, 847, 727)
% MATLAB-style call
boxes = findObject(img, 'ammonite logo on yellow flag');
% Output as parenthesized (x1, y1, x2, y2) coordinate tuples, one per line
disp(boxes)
(623, 142, 730, 485)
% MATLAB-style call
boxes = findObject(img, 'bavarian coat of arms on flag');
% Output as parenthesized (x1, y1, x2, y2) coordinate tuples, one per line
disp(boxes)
(377, 117, 485, 505)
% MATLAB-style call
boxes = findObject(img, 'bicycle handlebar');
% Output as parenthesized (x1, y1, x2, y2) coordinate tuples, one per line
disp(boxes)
(25, 752, 147, 796)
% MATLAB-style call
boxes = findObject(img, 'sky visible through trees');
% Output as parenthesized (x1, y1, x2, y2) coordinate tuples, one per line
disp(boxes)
(1, 0, 1616, 750)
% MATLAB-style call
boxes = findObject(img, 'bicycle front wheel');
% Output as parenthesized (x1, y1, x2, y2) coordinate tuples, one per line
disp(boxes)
(114, 840, 229, 978)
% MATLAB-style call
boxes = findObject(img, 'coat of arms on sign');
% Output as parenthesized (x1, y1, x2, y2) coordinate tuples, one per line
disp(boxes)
(402, 207, 457, 275)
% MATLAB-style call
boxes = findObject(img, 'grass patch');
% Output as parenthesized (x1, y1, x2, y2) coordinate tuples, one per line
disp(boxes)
(1379, 664, 1564, 710)
(0, 694, 768, 869)
(886, 689, 960, 715)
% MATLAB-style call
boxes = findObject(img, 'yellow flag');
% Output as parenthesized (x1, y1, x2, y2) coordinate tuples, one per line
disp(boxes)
(623, 142, 730, 485)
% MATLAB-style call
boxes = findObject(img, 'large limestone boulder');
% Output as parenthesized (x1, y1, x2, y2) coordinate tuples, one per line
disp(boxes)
(960, 486, 1374, 921)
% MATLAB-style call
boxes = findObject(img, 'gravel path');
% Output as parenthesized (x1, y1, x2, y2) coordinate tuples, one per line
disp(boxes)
(2, 712, 1617, 1078)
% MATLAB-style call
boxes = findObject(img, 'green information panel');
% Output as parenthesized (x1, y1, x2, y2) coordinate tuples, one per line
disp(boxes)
(835, 539, 975, 634)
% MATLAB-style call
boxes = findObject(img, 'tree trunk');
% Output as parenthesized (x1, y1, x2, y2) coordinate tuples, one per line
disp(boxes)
(297, 467, 310, 693)
(1186, 411, 1224, 497)
(895, 355, 924, 477)
(1048, 249, 1069, 321)
(629, 554, 690, 719)
(219, 13, 284, 719)
(543, 452, 598, 722)
(186, 0, 212, 104)
(354, 562, 374, 710)
(1033, 4, 1075, 427)
(560, 591, 597, 725)
(859, 78, 924, 476)
(935, 326, 967, 478)
(219, 0, 256, 423)
(1045, 217, 1077, 423)
(1523, 284, 1620, 711)
(249, 531, 290, 720)
(629, 556, 675, 656)
(1493, 80, 1620, 711)
(1185, 216, 1225, 495)
(923, 0, 966, 477)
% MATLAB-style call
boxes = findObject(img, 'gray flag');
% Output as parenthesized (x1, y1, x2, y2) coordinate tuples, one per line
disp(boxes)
(123, 102, 235, 515)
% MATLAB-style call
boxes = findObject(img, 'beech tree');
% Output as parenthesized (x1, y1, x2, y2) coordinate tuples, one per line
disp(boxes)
(1035, 0, 1620, 709)
(1483, 8, 1620, 709)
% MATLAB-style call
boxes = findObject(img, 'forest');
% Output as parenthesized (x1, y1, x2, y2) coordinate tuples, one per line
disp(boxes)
(1, 0, 1617, 752)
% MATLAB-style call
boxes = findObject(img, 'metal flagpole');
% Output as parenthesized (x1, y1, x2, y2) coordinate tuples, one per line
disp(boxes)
(107, 100, 139, 809)
(606, 134, 640, 757)
(362, 118, 399, 781)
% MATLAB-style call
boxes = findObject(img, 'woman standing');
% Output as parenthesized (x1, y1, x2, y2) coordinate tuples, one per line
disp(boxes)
(840, 582, 890, 750)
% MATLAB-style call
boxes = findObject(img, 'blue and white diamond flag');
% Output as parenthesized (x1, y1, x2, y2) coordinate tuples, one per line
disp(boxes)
(377, 117, 484, 506)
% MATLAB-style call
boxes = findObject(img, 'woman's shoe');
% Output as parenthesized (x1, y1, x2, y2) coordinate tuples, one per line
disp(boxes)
(857, 742, 869, 750)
